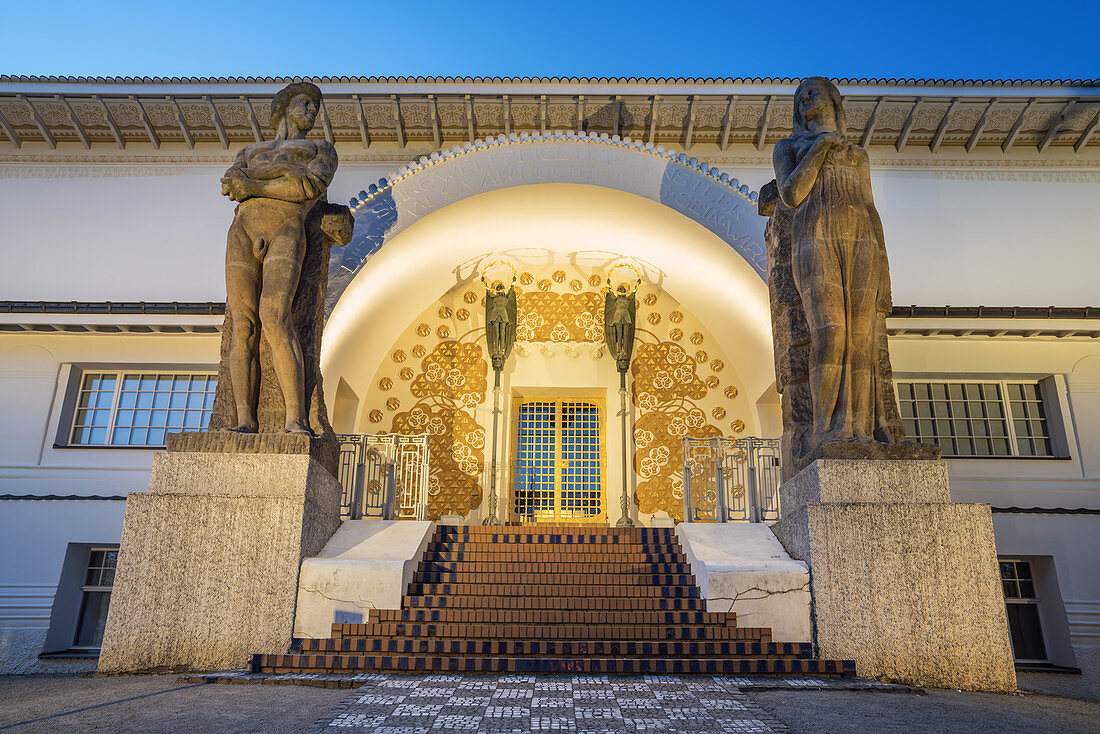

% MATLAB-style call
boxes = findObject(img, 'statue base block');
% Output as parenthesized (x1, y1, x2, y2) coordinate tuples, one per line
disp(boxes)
(166, 430, 338, 477)
(772, 459, 1016, 692)
(96, 451, 341, 673)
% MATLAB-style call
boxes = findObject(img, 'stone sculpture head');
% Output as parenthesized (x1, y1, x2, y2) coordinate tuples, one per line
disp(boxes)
(270, 82, 323, 139)
(793, 77, 847, 136)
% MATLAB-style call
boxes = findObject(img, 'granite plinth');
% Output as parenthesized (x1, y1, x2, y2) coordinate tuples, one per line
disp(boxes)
(97, 452, 341, 673)
(771, 458, 1016, 692)
(777, 458, 950, 518)
(167, 430, 338, 477)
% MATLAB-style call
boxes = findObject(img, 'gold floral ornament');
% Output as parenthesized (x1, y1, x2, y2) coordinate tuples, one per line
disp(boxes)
(455, 308, 470, 321)
(399, 367, 414, 381)
(391, 349, 406, 363)
(710, 359, 725, 372)
(690, 332, 704, 345)
(438, 306, 453, 320)
(569, 279, 584, 292)
(552, 270, 567, 283)
(670, 328, 683, 341)
(705, 375, 720, 389)
(632, 409, 722, 520)
(378, 377, 393, 391)
(647, 312, 661, 325)
(463, 290, 478, 304)
(391, 402, 483, 519)
(632, 341, 707, 407)
(643, 293, 658, 306)
(731, 419, 746, 433)
(712, 406, 727, 420)
(724, 385, 739, 400)
(410, 341, 487, 403)
(437, 325, 451, 339)
(695, 350, 708, 363)
(416, 323, 431, 337)
(537, 279, 552, 292)
(669, 311, 684, 323)
(385, 397, 400, 411)
(368, 409, 383, 423)
(588, 273, 602, 287)
(520, 272, 535, 285)
(411, 345, 426, 358)
(517, 291, 602, 342)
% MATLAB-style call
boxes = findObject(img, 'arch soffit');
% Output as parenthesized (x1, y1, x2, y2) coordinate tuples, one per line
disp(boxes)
(322, 183, 776, 425)
(325, 131, 769, 318)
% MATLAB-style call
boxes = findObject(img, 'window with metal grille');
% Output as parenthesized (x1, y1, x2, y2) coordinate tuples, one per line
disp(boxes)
(69, 371, 217, 446)
(1000, 559, 1048, 663)
(73, 548, 117, 649)
(895, 380, 1052, 457)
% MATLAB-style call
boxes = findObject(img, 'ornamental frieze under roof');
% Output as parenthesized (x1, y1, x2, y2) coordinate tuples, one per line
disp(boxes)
(0, 77, 1097, 155)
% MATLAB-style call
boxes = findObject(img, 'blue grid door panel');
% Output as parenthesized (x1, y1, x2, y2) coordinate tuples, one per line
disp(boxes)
(514, 401, 557, 521)
(560, 401, 602, 519)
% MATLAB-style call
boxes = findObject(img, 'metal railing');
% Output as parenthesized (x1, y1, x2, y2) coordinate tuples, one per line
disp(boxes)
(337, 433, 431, 521)
(682, 436, 782, 523)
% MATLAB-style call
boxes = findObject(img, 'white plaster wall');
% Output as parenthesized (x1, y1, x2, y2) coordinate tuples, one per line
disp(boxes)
(0, 160, 394, 301)
(0, 332, 219, 495)
(0, 500, 125, 673)
(2, 155, 1096, 309)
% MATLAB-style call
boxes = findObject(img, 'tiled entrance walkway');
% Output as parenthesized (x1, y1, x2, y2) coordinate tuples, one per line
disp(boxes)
(302, 673, 789, 733)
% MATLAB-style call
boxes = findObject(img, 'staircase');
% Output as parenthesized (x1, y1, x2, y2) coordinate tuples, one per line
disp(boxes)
(252, 525, 854, 676)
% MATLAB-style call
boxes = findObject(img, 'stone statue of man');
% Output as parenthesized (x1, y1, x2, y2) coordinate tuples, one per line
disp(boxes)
(771, 77, 905, 448)
(219, 82, 338, 435)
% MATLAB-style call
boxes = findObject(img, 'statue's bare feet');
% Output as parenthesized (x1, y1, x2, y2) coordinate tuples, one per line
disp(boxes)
(224, 422, 258, 434)
(284, 419, 313, 436)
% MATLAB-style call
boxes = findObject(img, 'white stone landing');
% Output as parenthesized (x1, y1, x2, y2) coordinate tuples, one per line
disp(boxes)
(293, 520, 434, 639)
(675, 523, 811, 642)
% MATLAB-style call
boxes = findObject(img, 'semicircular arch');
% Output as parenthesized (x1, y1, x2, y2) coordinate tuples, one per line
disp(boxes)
(325, 131, 769, 316)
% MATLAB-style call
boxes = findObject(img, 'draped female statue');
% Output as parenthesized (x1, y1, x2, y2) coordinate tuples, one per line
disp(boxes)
(772, 77, 904, 447)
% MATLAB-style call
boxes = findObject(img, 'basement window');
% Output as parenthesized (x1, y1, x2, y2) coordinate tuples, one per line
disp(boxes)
(1000, 559, 1048, 663)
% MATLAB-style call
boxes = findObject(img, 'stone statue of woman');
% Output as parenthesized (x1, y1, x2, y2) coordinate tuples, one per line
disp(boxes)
(772, 77, 904, 447)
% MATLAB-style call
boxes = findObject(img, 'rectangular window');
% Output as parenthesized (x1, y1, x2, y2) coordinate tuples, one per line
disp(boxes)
(896, 380, 1052, 457)
(69, 371, 217, 446)
(73, 548, 117, 649)
(1000, 559, 1048, 662)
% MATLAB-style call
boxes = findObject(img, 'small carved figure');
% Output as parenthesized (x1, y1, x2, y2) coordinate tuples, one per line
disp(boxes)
(604, 283, 637, 373)
(220, 82, 338, 434)
(484, 282, 517, 371)
(772, 77, 904, 446)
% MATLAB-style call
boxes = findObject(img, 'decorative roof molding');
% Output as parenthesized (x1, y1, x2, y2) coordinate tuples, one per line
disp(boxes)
(2, 75, 1097, 87)
(345, 129, 761, 213)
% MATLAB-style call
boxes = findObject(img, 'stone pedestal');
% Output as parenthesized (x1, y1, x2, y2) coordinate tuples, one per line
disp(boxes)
(97, 451, 341, 673)
(772, 459, 1017, 692)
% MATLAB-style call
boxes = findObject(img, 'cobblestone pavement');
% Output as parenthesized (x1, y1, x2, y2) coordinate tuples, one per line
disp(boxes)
(304, 674, 790, 733)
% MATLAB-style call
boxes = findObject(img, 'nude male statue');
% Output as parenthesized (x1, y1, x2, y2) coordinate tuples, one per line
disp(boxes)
(219, 82, 338, 434)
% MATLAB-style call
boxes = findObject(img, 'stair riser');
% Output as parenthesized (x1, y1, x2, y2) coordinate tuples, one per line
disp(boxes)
(403, 597, 705, 611)
(298, 640, 810, 658)
(253, 655, 853, 676)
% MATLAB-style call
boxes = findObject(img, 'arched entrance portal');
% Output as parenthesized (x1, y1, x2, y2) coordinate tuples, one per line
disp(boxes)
(322, 135, 777, 524)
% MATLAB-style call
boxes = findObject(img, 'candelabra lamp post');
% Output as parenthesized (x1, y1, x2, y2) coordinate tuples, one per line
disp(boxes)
(482, 262, 517, 525)
(604, 264, 641, 528)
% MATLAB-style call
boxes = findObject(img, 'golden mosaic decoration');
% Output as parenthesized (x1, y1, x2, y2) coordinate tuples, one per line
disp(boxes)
(516, 291, 604, 343)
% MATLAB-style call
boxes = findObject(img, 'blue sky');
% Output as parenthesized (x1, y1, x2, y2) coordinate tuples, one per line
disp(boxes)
(1, 1, 1096, 81)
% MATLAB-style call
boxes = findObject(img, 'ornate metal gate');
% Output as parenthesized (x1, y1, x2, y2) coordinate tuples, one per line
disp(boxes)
(681, 436, 782, 523)
(337, 433, 431, 520)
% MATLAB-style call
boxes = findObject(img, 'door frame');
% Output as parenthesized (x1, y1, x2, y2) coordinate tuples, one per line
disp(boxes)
(507, 387, 608, 524)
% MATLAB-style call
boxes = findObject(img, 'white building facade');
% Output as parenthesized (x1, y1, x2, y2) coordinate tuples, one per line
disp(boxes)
(0, 75, 1097, 680)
